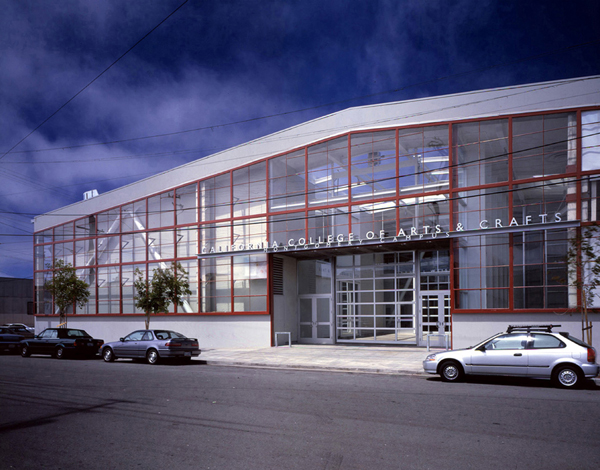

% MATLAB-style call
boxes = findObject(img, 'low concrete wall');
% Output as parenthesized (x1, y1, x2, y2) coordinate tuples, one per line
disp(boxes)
(453, 313, 600, 351)
(34, 315, 272, 349)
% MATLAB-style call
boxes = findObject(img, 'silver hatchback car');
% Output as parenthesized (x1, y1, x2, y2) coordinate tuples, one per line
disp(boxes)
(423, 325, 599, 388)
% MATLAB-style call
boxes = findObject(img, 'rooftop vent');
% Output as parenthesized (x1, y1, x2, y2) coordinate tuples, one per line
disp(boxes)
(83, 189, 99, 200)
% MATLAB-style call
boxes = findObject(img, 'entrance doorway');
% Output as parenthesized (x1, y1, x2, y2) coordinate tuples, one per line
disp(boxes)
(419, 291, 450, 347)
(298, 295, 333, 344)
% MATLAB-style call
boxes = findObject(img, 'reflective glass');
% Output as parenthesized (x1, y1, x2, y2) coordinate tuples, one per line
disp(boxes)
(176, 183, 198, 225)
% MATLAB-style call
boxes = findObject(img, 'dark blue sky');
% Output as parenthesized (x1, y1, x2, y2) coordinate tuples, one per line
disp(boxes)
(1, 0, 599, 277)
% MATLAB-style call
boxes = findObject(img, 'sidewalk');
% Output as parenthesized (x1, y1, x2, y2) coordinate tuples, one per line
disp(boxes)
(199, 344, 433, 375)
(199, 345, 600, 386)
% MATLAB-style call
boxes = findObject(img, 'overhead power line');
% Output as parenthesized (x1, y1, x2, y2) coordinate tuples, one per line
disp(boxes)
(0, 0, 190, 162)
(6, 40, 600, 156)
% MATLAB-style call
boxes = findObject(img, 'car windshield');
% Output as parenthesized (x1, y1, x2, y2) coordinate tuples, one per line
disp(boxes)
(154, 330, 186, 340)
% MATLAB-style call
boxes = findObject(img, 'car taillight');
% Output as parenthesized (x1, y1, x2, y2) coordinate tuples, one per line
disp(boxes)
(165, 341, 182, 347)
(587, 347, 596, 363)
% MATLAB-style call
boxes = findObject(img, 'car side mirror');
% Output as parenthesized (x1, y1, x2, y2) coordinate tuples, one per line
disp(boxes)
(476, 345, 486, 352)
(119, 338, 125, 342)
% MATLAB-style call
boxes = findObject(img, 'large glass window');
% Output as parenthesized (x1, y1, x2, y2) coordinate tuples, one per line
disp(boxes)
(233, 162, 267, 217)
(233, 217, 266, 248)
(513, 178, 576, 224)
(148, 230, 175, 261)
(454, 188, 509, 231)
(54, 222, 74, 241)
(398, 126, 449, 194)
(269, 150, 305, 212)
(398, 195, 450, 233)
(76, 268, 96, 314)
(97, 209, 120, 235)
(233, 254, 267, 312)
(121, 264, 145, 314)
(200, 257, 231, 312)
(351, 202, 396, 239)
(178, 260, 198, 313)
(582, 110, 600, 172)
(175, 183, 198, 225)
(350, 130, 396, 201)
(97, 236, 120, 265)
(201, 174, 230, 222)
(454, 234, 510, 309)
(453, 119, 508, 187)
(307, 136, 349, 207)
(308, 207, 349, 241)
(269, 212, 305, 244)
(97, 266, 120, 314)
(122, 200, 146, 232)
(582, 175, 600, 222)
(512, 113, 576, 180)
(513, 229, 568, 309)
(148, 192, 174, 229)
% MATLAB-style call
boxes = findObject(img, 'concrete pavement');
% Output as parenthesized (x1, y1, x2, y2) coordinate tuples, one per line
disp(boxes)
(199, 344, 600, 386)
(199, 344, 433, 375)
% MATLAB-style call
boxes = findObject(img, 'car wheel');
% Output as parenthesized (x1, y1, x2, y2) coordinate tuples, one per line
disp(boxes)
(146, 349, 159, 365)
(54, 346, 65, 359)
(21, 344, 31, 357)
(552, 364, 583, 389)
(102, 348, 115, 362)
(439, 360, 464, 382)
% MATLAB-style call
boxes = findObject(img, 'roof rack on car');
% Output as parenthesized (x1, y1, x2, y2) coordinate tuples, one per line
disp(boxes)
(507, 324, 561, 333)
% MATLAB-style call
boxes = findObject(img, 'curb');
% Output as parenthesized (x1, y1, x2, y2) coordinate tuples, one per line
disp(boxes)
(202, 359, 425, 376)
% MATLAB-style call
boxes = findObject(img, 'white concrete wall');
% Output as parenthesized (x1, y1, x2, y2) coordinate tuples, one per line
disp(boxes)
(453, 313, 600, 351)
(34, 314, 271, 349)
(272, 255, 298, 343)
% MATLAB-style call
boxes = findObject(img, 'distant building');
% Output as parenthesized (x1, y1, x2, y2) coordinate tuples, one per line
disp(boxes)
(33, 76, 600, 349)
(0, 277, 34, 326)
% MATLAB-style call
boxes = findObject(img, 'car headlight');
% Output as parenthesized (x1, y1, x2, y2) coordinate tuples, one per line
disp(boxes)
(425, 354, 437, 362)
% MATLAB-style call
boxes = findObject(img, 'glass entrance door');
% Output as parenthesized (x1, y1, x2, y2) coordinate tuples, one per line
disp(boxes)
(419, 292, 450, 347)
(298, 295, 333, 344)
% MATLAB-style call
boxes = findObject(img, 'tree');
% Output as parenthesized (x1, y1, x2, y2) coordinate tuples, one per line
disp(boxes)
(566, 225, 600, 345)
(134, 262, 192, 329)
(45, 260, 90, 327)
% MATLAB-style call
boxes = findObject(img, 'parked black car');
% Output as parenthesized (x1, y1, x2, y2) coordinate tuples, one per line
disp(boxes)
(3, 323, 35, 339)
(0, 326, 24, 353)
(20, 328, 104, 359)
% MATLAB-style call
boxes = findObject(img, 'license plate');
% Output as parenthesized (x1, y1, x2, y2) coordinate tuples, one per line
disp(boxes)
(87, 342, 93, 347)
(185, 352, 191, 356)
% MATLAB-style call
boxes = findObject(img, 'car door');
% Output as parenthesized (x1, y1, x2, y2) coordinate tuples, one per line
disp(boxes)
(470, 333, 529, 376)
(137, 331, 155, 358)
(113, 331, 145, 358)
(526, 333, 567, 379)
(32, 329, 58, 354)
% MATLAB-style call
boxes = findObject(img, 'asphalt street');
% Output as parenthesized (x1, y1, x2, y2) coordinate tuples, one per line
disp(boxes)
(0, 355, 599, 470)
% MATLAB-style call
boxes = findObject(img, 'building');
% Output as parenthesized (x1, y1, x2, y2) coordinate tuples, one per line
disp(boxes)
(33, 76, 600, 350)
(0, 277, 34, 326)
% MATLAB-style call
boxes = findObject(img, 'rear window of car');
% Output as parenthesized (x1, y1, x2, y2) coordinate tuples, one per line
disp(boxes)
(530, 334, 565, 349)
(154, 330, 185, 340)
(560, 334, 592, 348)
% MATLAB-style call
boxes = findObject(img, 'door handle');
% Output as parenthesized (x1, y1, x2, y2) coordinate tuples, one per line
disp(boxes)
(514, 353, 522, 356)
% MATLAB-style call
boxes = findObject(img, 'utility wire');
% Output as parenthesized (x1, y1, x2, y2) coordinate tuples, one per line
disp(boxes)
(0, 0, 189, 162)
(6, 40, 600, 156)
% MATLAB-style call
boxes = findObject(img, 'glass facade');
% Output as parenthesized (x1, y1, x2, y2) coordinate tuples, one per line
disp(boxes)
(34, 107, 599, 340)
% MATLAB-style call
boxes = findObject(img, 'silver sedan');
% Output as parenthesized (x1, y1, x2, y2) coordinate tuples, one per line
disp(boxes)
(101, 329, 200, 364)
(423, 325, 599, 388)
